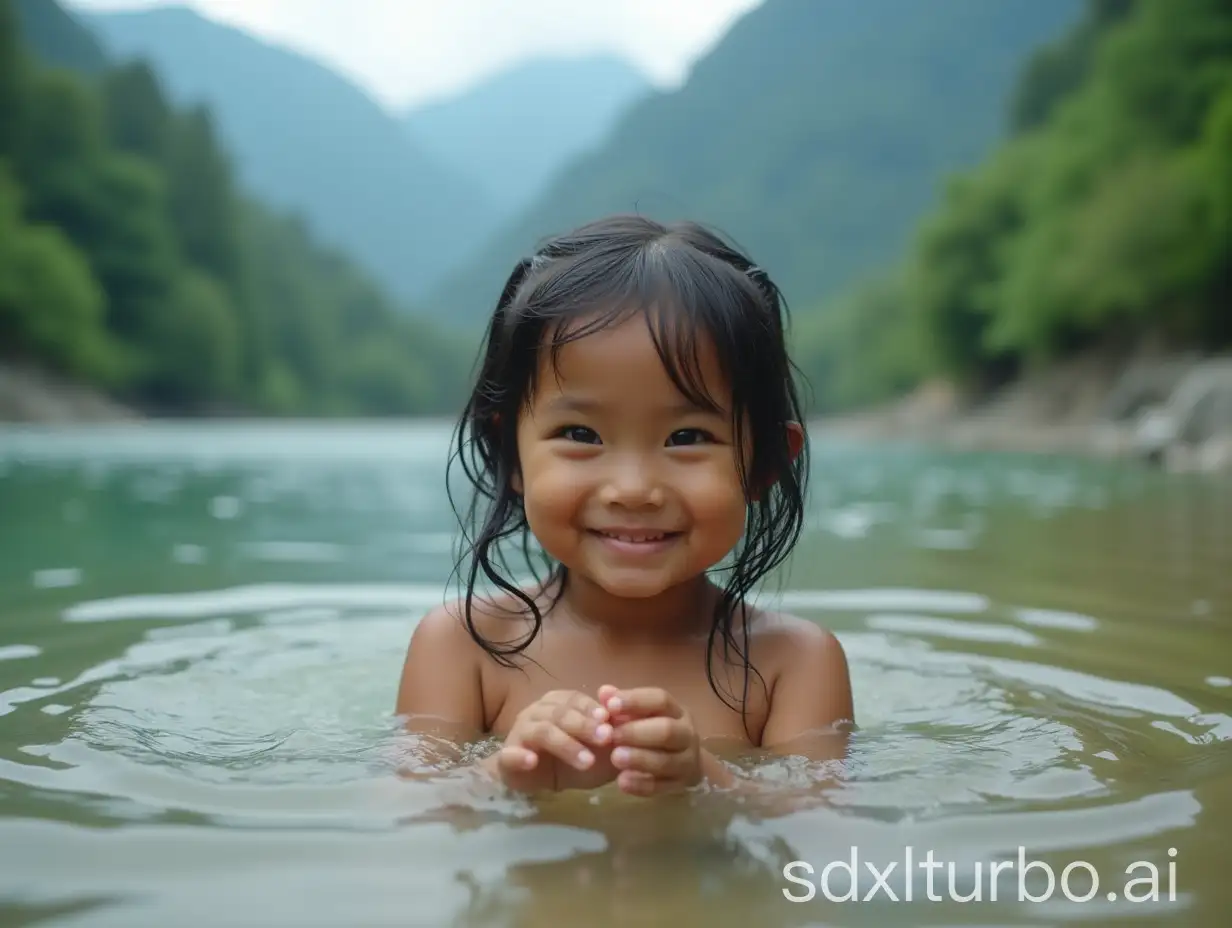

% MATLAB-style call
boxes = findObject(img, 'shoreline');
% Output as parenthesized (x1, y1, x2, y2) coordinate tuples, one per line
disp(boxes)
(4, 354, 1230, 473)
(0, 363, 140, 424)
(809, 348, 1232, 473)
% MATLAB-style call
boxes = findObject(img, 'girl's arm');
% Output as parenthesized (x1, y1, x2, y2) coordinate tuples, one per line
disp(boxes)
(395, 607, 613, 791)
(395, 604, 489, 756)
(759, 617, 854, 754)
(702, 619, 854, 809)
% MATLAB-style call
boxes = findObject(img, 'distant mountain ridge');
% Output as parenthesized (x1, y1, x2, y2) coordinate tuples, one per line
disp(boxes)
(78, 4, 497, 304)
(6, 0, 476, 416)
(404, 55, 651, 220)
(14, 0, 106, 72)
(431, 0, 1083, 321)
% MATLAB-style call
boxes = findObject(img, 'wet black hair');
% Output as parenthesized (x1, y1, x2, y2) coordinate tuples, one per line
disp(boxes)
(446, 214, 809, 725)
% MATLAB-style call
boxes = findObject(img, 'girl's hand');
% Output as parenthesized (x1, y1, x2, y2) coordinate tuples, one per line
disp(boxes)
(600, 685, 716, 796)
(488, 690, 617, 793)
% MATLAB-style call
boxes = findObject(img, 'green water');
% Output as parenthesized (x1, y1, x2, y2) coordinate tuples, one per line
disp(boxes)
(0, 421, 1229, 927)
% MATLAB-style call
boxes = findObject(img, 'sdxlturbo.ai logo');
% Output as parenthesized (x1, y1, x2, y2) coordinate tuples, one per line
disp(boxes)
(782, 847, 1178, 904)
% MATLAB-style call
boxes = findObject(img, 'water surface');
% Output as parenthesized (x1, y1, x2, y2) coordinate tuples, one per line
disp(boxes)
(0, 421, 1229, 927)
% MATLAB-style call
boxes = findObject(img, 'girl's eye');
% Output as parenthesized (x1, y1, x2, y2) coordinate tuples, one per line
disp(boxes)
(667, 428, 714, 447)
(558, 425, 600, 444)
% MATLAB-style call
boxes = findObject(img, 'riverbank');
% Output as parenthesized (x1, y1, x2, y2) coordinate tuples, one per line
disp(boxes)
(812, 347, 1232, 473)
(5, 352, 1230, 473)
(0, 363, 140, 424)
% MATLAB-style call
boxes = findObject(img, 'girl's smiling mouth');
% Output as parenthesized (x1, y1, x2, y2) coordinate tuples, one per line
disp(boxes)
(588, 528, 683, 555)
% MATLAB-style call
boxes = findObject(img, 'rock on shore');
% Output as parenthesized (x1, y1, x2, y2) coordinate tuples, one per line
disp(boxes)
(812, 349, 1232, 474)
(0, 364, 139, 424)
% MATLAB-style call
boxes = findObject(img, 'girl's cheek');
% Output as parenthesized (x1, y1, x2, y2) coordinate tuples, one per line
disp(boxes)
(522, 463, 591, 509)
(679, 463, 744, 505)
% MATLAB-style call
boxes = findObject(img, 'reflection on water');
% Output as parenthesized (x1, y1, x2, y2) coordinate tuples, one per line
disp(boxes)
(0, 421, 1229, 927)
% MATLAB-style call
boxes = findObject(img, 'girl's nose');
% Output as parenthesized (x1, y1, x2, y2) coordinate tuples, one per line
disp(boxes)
(600, 456, 664, 508)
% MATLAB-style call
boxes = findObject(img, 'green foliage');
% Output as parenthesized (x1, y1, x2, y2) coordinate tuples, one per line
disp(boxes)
(972, 0, 1232, 363)
(8, 0, 1225, 421)
(792, 273, 927, 414)
(808, 0, 1232, 410)
(2, 0, 470, 417)
(0, 163, 119, 379)
(988, 153, 1211, 357)
(164, 106, 243, 292)
(913, 144, 1033, 385)
(100, 62, 171, 163)
(1010, 0, 1137, 132)
(1187, 80, 1232, 345)
(0, 0, 23, 157)
(141, 267, 241, 407)
(80, 5, 495, 304)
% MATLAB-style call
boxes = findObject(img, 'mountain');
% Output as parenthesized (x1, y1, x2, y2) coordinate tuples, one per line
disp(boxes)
(77, 5, 497, 304)
(791, 0, 1232, 412)
(14, 0, 106, 73)
(430, 0, 1083, 321)
(403, 55, 651, 220)
(5, 0, 472, 417)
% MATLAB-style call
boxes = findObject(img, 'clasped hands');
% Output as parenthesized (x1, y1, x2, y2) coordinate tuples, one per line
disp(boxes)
(488, 685, 726, 796)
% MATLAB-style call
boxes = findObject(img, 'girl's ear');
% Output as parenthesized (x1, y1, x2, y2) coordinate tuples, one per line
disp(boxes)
(749, 421, 806, 501)
(785, 420, 805, 463)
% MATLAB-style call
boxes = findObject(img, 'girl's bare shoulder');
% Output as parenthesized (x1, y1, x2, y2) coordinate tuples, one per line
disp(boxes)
(396, 589, 545, 724)
(744, 606, 854, 736)
(744, 606, 847, 669)
(414, 588, 546, 652)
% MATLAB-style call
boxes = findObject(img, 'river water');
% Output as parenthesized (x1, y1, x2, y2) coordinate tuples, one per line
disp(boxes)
(0, 421, 1228, 927)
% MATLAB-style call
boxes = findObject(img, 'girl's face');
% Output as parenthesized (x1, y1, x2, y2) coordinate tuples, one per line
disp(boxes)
(514, 313, 748, 601)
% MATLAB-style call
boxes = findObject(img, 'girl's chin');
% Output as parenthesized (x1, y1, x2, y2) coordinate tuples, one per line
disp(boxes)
(581, 569, 689, 601)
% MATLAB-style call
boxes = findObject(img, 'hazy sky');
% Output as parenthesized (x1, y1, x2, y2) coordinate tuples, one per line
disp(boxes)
(67, 0, 764, 110)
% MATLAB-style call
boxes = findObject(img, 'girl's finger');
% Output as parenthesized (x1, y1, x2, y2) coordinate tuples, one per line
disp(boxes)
(526, 720, 597, 770)
(546, 705, 612, 746)
(497, 745, 538, 772)
(541, 690, 608, 722)
(610, 745, 675, 776)
(603, 687, 681, 720)
(610, 716, 687, 750)
(615, 769, 659, 796)
(563, 691, 610, 722)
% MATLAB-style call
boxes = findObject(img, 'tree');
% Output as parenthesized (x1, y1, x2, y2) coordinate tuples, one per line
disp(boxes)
(140, 267, 240, 408)
(0, 0, 25, 158)
(0, 163, 118, 379)
(1010, 0, 1137, 132)
(100, 61, 172, 163)
(904, 0, 1232, 391)
(165, 105, 242, 291)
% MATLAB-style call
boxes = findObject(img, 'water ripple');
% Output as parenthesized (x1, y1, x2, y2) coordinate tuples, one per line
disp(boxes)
(1, 427, 1228, 926)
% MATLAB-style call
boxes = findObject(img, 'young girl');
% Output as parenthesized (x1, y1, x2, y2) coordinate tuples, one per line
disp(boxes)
(396, 214, 853, 797)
